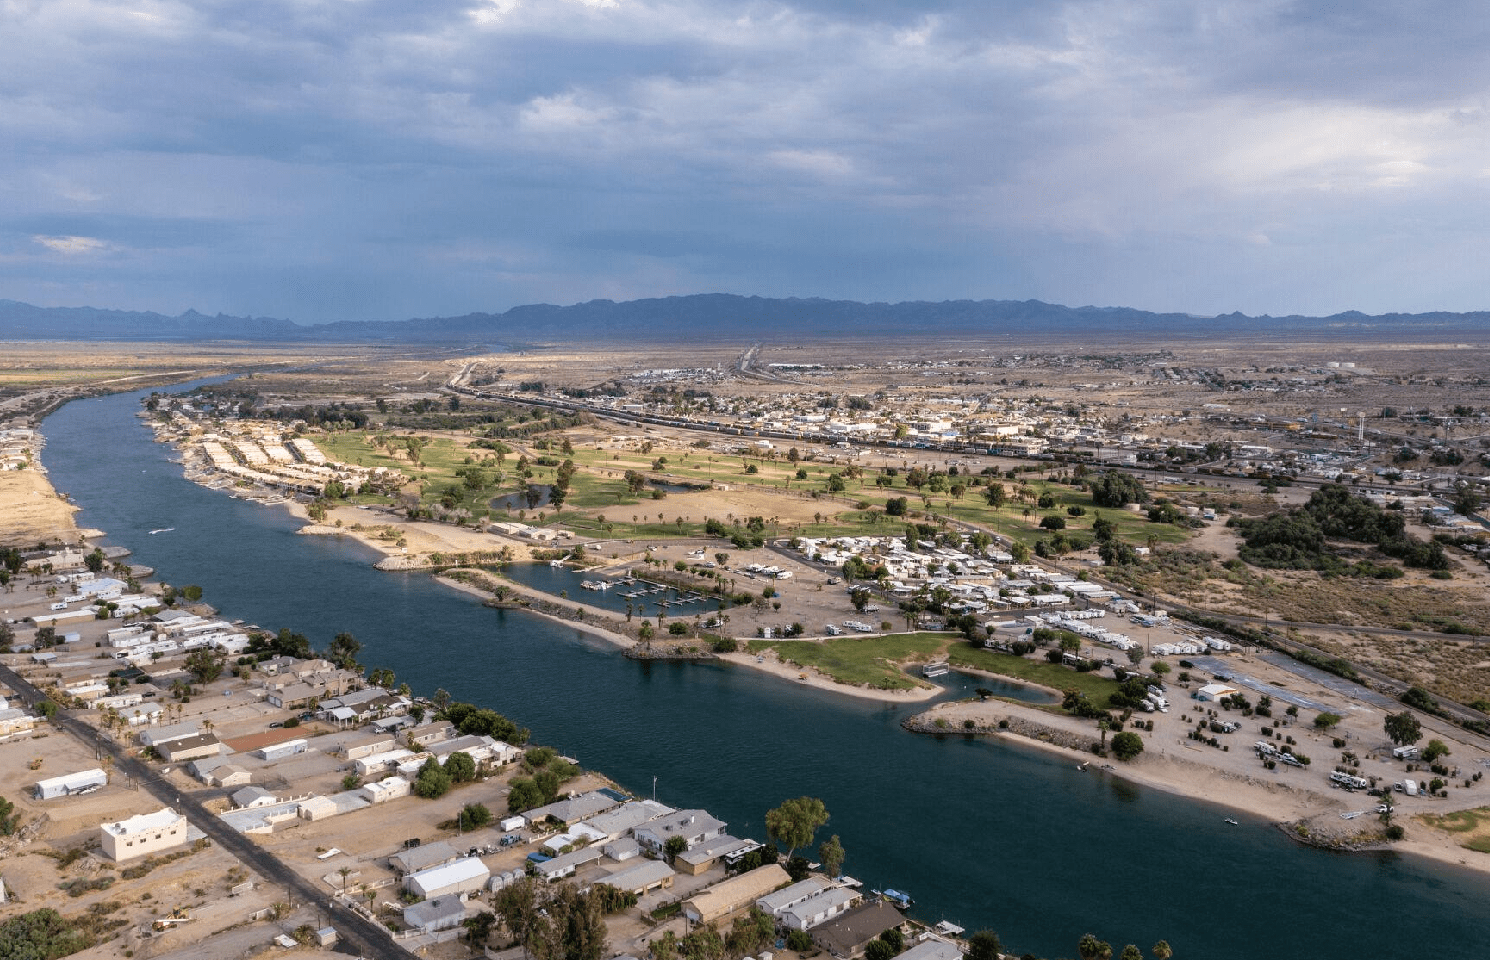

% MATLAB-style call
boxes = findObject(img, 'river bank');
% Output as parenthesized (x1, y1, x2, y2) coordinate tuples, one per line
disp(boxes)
(904, 694, 1490, 876)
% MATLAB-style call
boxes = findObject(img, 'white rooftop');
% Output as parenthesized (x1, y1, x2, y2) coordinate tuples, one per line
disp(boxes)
(103, 807, 182, 837)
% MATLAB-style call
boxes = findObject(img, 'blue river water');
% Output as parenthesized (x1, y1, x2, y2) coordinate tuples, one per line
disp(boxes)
(38, 382, 1490, 960)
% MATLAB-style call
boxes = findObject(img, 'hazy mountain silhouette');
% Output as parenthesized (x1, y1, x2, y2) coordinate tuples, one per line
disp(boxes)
(2, 295, 1485, 344)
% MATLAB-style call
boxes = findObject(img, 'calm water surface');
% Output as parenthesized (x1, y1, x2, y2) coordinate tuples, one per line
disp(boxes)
(39, 382, 1490, 960)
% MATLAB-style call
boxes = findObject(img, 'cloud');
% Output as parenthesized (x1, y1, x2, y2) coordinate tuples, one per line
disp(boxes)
(0, 0, 1487, 319)
(33, 236, 112, 255)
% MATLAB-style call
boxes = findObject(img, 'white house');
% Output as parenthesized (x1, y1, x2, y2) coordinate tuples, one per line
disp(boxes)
(100, 808, 188, 861)
(1196, 683, 1239, 703)
(34, 768, 108, 800)
(404, 857, 490, 900)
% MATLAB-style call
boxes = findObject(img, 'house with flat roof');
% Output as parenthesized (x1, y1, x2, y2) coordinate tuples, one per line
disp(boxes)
(34, 768, 108, 800)
(100, 808, 188, 861)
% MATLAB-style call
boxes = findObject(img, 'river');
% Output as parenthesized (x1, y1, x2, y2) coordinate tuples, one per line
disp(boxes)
(39, 382, 1490, 960)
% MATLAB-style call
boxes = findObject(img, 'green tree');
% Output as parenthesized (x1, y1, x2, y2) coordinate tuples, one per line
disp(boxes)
(818, 834, 845, 878)
(554, 882, 608, 960)
(725, 908, 776, 958)
(664, 834, 689, 863)
(444, 751, 477, 783)
(84, 548, 105, 573)
(679, 924, 725, 960)
(328, 631, 362, 671)
(495, 877, 542, 960)
(967, 931, 1002, 960)
(1313, 712, 1342, 730)
(184, 648, 226, 684)
(0, 795, 20, 835)
(1152, 941, 1172, 960)
(865, 941, 895, 960)
(1111, 731, 1144, 761)
(508, 778, 545, 813)
(413, 757, 452, 799)
(1121, 947, 1143, 960)
(1384, 710, 1422, 746)
(651, 931, 680, 960)
(765, 796, 830, 858)
(1421, 739, 1451, 762)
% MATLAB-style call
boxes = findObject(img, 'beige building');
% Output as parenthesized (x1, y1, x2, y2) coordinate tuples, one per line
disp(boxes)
(100, 808, 188, 861)
(682, 863, 791, 925)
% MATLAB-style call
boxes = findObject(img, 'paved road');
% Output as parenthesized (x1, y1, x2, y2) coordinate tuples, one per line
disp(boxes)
(0, 662, 407, 960)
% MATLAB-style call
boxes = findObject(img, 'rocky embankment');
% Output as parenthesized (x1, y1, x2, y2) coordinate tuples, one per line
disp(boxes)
(901, 708, 1101, 753)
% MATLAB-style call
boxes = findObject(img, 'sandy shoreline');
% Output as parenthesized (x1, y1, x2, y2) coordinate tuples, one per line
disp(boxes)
(6, 388, 1487, 885)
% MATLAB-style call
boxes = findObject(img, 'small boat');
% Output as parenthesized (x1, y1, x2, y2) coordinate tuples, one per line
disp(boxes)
(149, 528, 175, 535)
(549, 559, 565, 568)
(1077, 761, 1090, 771)
(1224, 818, 1239, 826)
(882, 889, 913, 909)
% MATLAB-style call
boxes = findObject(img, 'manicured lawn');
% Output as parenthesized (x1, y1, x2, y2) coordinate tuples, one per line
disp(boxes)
(747, 631, 956, 690)
(947, 642, 1122, 703)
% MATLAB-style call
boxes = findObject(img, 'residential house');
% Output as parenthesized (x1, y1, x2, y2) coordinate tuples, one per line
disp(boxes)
(897, 940, 963, 960)
(676, 835, 758, 876)
(596, 859, 674, 896)
(100, 808, 188, 861)
(779, 887, 861, 931)
(390, 840, 462, 877)
(681, 864, 790, 925)
(404, 857, 490, 900)
(811, 902, 905, 958)
(403, 896, 467, 935)
(157, 732, 224, 763)
(635, 809, 726, 855)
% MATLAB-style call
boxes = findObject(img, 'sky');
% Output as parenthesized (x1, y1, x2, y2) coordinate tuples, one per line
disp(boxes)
(3, 0, 1489, 323)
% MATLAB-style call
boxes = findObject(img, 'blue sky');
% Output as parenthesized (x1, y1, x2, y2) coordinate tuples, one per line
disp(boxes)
(3, 0, 1488, 322)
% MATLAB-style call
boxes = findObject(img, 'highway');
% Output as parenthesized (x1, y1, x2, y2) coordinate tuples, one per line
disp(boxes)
(0, 661, 410, 960)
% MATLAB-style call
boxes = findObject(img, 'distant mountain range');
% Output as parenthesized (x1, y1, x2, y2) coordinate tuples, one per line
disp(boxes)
(2, 295, 1487, 344)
